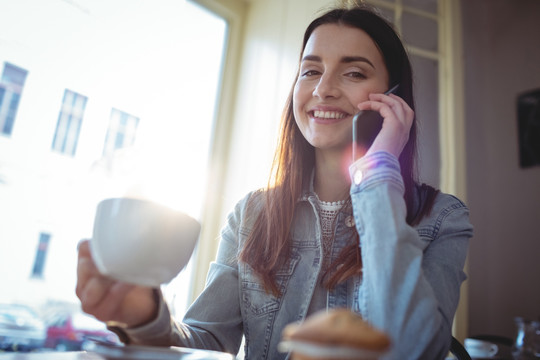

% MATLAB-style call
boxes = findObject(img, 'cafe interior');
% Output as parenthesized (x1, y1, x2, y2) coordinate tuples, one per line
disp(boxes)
(0, 0, 539, 358)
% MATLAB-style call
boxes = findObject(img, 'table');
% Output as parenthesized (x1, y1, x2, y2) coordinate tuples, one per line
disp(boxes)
(0, 344, 237, 359)
(0, 347, 237, 360)
(0, 352, 104, 360)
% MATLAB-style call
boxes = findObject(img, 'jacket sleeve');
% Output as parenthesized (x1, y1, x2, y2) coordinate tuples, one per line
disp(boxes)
(119, 192, 252, 355)
(349, 151, 473, 359)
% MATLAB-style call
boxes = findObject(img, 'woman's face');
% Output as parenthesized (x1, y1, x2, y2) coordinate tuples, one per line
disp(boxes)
(293, 24, 389, 152)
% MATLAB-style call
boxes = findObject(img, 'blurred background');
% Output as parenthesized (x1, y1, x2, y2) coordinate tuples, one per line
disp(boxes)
(0, 0, 539, 354)
(0, 0, 226, 352)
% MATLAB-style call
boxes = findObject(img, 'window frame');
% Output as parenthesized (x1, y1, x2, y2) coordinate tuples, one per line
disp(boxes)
(187, 0, 247, 303)
(368, 0, 469, 340)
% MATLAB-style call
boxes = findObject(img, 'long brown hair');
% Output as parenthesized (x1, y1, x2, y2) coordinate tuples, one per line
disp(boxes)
(239, 5, 438, 295)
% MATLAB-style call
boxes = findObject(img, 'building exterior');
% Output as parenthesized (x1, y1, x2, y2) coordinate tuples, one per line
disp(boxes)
(0, 0, 226, 315)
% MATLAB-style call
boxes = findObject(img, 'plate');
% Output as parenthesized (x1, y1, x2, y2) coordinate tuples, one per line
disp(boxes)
(278, 340, 387, 359)
(87, 340, 235, 360)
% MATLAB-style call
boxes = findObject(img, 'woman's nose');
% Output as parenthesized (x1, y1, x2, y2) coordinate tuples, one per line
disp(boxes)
(312, 74, 340, 99)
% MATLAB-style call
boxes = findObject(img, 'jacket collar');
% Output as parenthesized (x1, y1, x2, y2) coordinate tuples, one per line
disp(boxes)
(298, 170, 353, 216)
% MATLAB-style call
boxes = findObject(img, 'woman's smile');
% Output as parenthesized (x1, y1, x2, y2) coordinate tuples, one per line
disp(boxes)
(310, 106, 351, 123)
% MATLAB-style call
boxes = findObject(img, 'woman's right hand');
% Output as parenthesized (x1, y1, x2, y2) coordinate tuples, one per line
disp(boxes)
(76, 239, 158, 328)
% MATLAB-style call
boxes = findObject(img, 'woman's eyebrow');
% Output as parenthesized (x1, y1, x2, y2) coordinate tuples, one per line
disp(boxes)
(301, 54, 322, 62)
(341, 56, 375, 69)
(301, 54, 375, 69)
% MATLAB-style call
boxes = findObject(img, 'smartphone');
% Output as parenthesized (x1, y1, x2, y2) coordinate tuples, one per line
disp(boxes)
(352, 84, 400, 160)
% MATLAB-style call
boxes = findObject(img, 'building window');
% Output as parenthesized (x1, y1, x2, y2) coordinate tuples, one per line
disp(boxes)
(31, 232, 51, 278)
(51, 89, 88, 156)
(102, 108, 139, 156)
(0, 62, 28, 136)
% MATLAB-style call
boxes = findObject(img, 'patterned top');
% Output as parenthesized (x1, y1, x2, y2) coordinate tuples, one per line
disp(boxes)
(316, 196, 346, 270)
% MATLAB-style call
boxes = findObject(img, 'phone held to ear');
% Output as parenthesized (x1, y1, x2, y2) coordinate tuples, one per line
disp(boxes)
(352, 84, 400, 161)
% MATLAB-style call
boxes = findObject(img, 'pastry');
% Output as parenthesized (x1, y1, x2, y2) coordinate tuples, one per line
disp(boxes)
(280, 308, 391, 359)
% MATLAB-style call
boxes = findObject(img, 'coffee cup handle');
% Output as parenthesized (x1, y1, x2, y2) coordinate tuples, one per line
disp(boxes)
(488, 343, 498, 356)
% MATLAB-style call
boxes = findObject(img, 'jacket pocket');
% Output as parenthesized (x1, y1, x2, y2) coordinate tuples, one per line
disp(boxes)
(241, 250, 300, 317)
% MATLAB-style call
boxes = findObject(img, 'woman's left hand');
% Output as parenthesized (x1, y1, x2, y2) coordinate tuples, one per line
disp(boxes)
(356, 92, 414, 158)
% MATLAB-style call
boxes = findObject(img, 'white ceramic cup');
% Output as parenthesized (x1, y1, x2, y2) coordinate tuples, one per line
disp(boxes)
(90, 197, 200, 287)
(464, 338, 498, 358)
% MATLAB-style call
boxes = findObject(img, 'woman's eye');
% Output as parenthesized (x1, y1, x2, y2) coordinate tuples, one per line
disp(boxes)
(346, 71, 367, 79)
(301, 70, 320, 77)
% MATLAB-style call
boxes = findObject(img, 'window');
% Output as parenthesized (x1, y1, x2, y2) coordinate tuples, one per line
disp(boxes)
(51, 89, 88, 156)
(102, 108, 139, 156)
(0, 62, 28, 136)
(0, 0, 228, 330)
(31, 232, 51, 279)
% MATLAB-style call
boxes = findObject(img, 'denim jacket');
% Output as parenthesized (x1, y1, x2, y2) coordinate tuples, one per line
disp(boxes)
(121, 151, 473, 360)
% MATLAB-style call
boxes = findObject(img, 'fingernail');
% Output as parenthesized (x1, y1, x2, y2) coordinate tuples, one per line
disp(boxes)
(77, 239, 88, 251)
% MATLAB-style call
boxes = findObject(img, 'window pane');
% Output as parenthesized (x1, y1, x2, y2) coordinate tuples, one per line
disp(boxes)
(402, 11, 438, 52)
(0, 63, 28, 135)
(1, 63, 28, 86)
(103, 108, 139, 156)
(411, 55, 440, 187)
(403, 0, 437, 14)
(3, 92, 20, 134)
(31, 233, 51, 278)
(51, 89, 87, 155)
(0, 86, 5, 107)
(377, 7, 395, 24)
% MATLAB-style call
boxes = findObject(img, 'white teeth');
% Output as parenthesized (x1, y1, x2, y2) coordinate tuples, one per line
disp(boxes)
(313, 110, 345, 119)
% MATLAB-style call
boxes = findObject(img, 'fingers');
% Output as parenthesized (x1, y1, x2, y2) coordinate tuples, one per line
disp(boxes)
(77, 239, 92, 259)
(83, 281, 136, 323)
(356, 92, 414, 158)
(357, 93, 413, 125)
(386, 93, 414, 128)
(76, 239, 97, 298)
(80, 276, 114, 309)
(76, 239, 157, 327)
(76, 238, 124, 322)
(76, 257, 137, 323)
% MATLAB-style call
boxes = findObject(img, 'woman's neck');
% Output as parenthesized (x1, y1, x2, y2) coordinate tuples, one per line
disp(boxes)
(313, 149, 350, 202)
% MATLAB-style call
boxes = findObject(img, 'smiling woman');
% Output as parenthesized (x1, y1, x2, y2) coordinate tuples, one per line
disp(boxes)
(0, 0, 227, 349)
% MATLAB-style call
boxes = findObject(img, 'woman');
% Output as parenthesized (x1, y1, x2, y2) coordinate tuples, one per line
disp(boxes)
(76, 5, 473, 359)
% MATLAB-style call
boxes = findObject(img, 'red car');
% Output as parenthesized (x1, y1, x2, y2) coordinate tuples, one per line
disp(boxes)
(45, 311, 119, 351)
